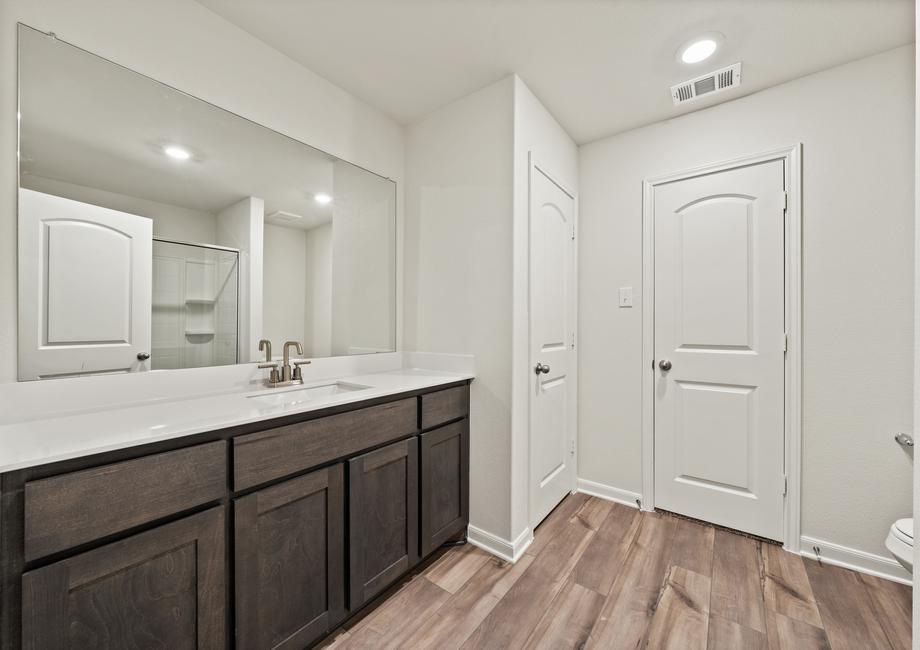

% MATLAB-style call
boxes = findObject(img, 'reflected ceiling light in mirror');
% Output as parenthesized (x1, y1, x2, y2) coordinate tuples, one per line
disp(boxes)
(678, 34, 722, 64)
(314, 193, 332, 204)
(163, 144, 191, 160)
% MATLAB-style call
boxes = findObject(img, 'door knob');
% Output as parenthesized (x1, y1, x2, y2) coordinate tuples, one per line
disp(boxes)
(534, 363, 551, 375)
(137, 352, 150, 361)
(895, 432, 914, 448)
(658, 359, 672, 371)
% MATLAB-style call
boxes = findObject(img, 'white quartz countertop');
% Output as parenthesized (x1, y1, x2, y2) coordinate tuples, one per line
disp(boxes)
(0, 367, 473, 474)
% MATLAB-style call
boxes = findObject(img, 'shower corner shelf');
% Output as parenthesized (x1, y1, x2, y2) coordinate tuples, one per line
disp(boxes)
(185, 329, 215, 337)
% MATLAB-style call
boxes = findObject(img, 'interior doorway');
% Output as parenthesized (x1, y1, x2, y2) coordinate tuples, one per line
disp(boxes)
(641, 146, 802, 547)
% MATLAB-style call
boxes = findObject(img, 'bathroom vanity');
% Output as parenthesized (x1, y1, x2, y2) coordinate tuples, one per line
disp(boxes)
(0, 376, 471, 649)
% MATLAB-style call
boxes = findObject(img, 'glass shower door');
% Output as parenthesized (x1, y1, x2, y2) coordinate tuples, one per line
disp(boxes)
(151, 239, 239, 370)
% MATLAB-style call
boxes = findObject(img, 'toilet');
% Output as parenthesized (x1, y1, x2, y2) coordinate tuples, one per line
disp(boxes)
(886, 518, 913, 573)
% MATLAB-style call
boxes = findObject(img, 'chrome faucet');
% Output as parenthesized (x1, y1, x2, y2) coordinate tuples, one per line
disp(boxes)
(258, 339, 311, 387)
(282, 340, 307, 383)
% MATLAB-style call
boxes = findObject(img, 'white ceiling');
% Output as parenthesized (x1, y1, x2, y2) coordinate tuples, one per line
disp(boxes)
(197, 0, 915, 144)
(19, 26, 393, 231)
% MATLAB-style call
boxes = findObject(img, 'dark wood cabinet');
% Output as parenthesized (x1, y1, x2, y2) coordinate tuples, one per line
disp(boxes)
(233, 399, 416, 491)
(420, 419, 470, 556)
(1, 381, 471, 650)
(21, 507, 225, 650)
(348, 437, 419, 610)
(234, 465, 345, 650)
(420, 384, 469, 430)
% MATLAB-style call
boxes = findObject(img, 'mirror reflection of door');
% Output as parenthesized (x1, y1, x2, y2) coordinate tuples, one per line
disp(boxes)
(17, 189, 152, 380)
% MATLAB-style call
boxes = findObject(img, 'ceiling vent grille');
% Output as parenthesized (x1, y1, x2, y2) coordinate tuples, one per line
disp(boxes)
(671, 62, 742, 106)
(266, 210, 303, 224)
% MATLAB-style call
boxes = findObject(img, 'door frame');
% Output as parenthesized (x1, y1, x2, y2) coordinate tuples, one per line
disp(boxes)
(527, 153, 579, 530)
(640, 144, 802, 552)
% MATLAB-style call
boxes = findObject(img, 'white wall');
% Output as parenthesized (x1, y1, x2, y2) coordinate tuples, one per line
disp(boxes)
(22, 175, 217, 243)
(405, 74, 577, 547)
(0, 0, 405, 382)
(405, 77, 515, 539)
(217, 197, 263, 362)
(510, 77, 579, 540)
(305, 223, 333, 357)
(331, 161, 397, 355)
(262, 223, 307, 351)
(578, 46, 915, 559)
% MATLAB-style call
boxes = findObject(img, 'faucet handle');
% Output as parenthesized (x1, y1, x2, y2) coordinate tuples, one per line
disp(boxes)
(292, 359, 311, 382)
(258, 362, 281, 385)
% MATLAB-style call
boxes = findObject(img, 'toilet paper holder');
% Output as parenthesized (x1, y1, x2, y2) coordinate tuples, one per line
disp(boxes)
(894, 432, 914, 447)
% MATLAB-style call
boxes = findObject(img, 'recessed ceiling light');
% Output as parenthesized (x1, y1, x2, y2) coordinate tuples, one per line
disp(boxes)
(163, 145, 191, 160)
(314, 193, 332, 204)
(680, 37, 719, 64)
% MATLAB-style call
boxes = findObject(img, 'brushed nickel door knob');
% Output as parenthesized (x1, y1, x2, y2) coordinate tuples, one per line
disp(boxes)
(659, 359, 672, 371)
(534, 363, 551, 375)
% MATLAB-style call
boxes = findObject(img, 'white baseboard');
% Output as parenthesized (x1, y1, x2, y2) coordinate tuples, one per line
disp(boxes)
(576, 478, 642, 509)
(467, 524, 533, 563)
(800, 535, 911, 586)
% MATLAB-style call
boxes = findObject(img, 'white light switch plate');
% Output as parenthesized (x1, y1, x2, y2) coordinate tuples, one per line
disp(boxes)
(618, 287, 633, 307)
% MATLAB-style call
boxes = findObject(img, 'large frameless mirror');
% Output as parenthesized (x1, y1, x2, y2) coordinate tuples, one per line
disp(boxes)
(16, 24, 397, 380)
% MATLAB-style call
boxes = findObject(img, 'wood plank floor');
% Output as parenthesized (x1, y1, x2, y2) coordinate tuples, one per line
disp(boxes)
(322, 494, 911, 649)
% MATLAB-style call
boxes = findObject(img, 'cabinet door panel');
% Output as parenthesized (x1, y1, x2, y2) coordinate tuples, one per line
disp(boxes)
(420, 420, 470, 557)
(235, 465, 345, 650)
(349, 438, 418, 610)
(21, 507, 225, 650)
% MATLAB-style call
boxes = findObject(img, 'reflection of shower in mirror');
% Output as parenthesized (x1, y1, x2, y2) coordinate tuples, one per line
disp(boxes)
(152, 239, 239, 370)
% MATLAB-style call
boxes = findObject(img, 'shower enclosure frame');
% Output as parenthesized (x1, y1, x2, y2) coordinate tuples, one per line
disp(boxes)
(152, 236, 242, 369)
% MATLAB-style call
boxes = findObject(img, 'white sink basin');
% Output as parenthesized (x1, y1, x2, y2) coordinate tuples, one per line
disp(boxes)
(247, 381, 371, 407)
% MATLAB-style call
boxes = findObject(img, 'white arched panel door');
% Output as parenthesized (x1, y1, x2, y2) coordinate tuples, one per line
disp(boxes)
(18, 189, 152, 380)
(529, 163, 576, 529)
(653, 160, 785, 540)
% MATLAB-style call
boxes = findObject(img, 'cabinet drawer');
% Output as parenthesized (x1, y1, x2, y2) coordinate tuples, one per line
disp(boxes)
(233, 398, 417, 491)
(24, 441, 227, 562)
(420, 385, 469, 429)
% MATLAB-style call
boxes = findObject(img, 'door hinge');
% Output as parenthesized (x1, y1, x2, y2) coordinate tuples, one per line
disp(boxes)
(783, 475, 788, 497)
(571, 332, 576, 350)
(781, 190, 788, 211)
(783, 332, 788, 353)
(570, 440, 576, 455)
(571, 224, 576, 240)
